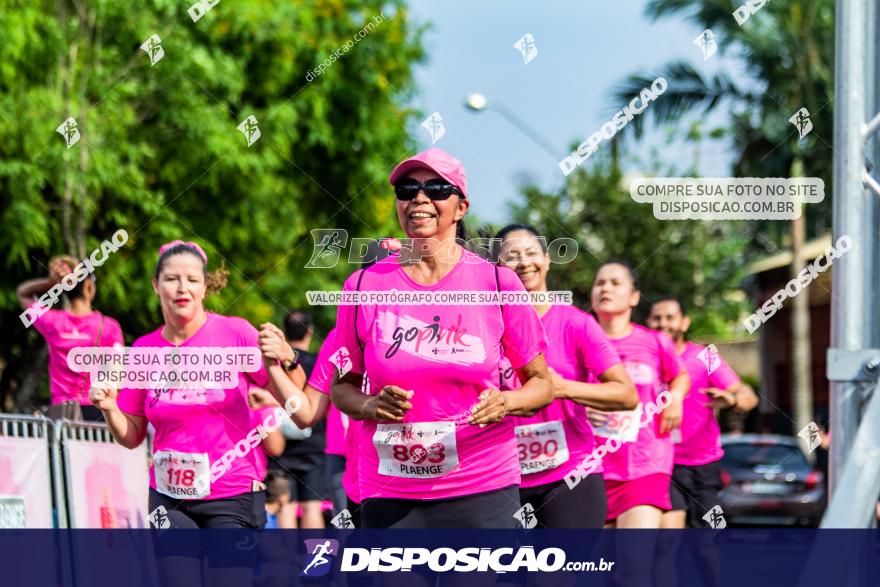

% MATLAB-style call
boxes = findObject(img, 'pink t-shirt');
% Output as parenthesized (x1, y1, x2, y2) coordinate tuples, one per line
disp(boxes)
(343, 419, 362, 503)
(31, 303, 124, 405)
(334, 249, 548, 500)
(117, 312, 270, 500)
(307, 329, 348, 457)
(675, 342, 740, 467)
(597, 324, 685, 481)
(250, 406, 277, 481)
(504, 305, 620, 488)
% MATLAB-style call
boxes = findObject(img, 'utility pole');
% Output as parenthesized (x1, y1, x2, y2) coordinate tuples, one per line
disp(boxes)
(822, 0, 880, 528)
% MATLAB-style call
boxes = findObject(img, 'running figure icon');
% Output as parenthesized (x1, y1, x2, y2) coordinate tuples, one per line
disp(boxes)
(302, 539, 339, 576)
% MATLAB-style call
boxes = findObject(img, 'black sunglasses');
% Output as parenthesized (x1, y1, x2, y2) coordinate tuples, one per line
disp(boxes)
(393, 179, 462, 201)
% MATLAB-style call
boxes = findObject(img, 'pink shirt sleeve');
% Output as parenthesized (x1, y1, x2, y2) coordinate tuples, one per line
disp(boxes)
(656, 331, 686, 384)
(307, 329, 338, 394)
(580, 313, 621, 377)
(250, 406, 278, 428)
(234, 317, 269, 389)
(30, 303, 58, 338)
(708, 357, 740, 390)
(101, 318, 124, 347)
(333, 271, 367, 376)
(496, 267, 548, 369)
(117, 339, 147, 417)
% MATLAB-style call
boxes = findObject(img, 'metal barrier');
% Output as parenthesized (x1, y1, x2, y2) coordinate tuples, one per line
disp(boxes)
(0, 414, 74, 587)
(56, 419, 151, 529)
(0, 413, 51, 438)
(0, 414, 56, 528)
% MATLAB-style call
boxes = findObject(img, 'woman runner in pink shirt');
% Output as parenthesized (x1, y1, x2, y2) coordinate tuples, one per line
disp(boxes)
(589, 261, 690, 529)
(331, 148, 553, 528)
(91, 241, 300, 536)
(252, 240, 398, 528)
(17, 255, 124, 421)
(494, 225, 638, 528)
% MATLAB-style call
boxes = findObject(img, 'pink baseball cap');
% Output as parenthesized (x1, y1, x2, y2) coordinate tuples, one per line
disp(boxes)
(388, 148, 468, 197)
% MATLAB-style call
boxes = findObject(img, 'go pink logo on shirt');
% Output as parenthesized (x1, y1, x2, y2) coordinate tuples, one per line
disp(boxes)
(377, 311, 486, 365)
(622, 361, 656, 385)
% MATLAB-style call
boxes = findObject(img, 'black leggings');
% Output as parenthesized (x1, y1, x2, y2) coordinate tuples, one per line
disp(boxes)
(361, 485, 521, 528)
(518, 473, 607, 528)
(148, 488, 266, 529)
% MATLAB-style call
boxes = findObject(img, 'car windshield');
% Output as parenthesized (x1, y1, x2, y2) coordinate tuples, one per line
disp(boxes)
(722, 442, 807, 469)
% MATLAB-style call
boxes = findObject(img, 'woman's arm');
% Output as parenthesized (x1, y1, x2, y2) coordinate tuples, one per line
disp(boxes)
(248, 380, 330, 430)
(89, 388, 148, 449)
(258, 323, 328, 426)
(265, 363, 331, 427)
(553, 364, 639, 411)
(507, 353, 552, 416)
(659, 371, 691, 434)
(261, 426, 285, 457)
(469, 353, 552, 425)
(331, 371, 412, 422)
(704, 381, 759, 412)
(17, 257, 75, 309)
(16, 278, 54, 310)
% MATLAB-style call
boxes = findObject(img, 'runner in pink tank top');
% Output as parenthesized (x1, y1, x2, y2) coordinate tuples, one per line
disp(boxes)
(494, 225, 637, 528)
(589, 261, 690, 529)
(331, 149, 553, 529)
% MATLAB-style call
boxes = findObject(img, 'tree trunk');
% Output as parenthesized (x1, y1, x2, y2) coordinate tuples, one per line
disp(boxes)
(12, 346, 49, 414)
(790, 157, 813, 436)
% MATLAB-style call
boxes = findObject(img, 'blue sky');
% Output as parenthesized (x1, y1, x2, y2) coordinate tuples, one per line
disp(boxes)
(406, 0, 746, 224)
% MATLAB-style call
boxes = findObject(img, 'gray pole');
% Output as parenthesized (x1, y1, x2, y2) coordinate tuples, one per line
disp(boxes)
(489, 103, 565, 161)
(829, 0, 866, 492)
(823, 0, 880, 526)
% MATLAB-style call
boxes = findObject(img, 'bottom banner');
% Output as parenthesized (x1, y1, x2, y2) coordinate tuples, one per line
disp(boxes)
(0, 529, 877, 586)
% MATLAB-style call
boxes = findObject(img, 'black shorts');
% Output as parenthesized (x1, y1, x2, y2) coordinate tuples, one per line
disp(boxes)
(148, 488, 266, 567)
(148, 488, 266, 529)
(270, 453, 327, 502)
(326, 454, 347, 514)
(346, 497, 362, 529)
(519, 473, 607, 528)
(79, 405, 105, 422)
(670, 461, 724, 527)
(361, 485, 521, 529)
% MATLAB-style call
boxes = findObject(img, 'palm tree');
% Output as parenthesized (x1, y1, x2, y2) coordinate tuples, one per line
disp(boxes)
(610, 0, 835, 435)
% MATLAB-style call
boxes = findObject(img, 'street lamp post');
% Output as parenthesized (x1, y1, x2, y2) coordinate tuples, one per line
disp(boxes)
(464, 93, 563, 160)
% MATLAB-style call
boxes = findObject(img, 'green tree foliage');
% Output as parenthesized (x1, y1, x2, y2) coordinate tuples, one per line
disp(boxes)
(506, 142, 751, 338)
(0, 0, 425, 410)
(613, 0, 835, 248)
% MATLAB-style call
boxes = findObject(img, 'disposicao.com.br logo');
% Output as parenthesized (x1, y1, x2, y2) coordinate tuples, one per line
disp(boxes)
(338, 546, 614, 573)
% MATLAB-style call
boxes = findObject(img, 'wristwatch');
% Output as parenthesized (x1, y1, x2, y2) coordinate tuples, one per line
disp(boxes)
(281, 348, 300, 371)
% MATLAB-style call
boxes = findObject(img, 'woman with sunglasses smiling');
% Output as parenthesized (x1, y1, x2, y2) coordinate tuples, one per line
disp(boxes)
(331, 148, 553, 528)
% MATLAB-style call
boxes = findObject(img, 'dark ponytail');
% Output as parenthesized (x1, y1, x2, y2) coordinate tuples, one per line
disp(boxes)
(596, 258, 640, 291)
(455, 218, 468, 245)
(492, 223, 548, 263)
